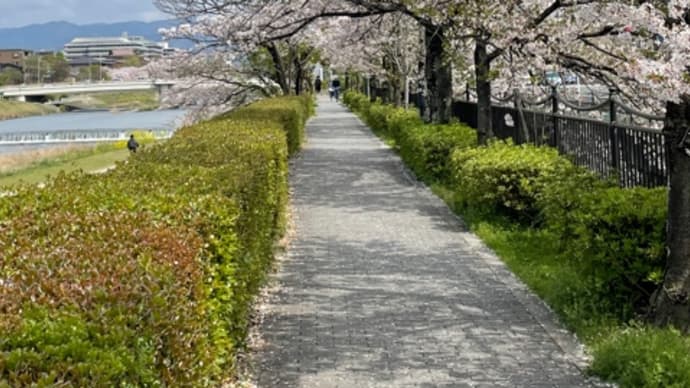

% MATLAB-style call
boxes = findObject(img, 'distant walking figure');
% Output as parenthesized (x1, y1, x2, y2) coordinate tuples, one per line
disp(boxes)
(331, 77, 341, 101)
(127, 134, 139, 153)
(314, 76, 322, 94)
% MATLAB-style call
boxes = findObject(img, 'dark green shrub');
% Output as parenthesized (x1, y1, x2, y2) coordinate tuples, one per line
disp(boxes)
(450, 140, 572, 222)
(398, 122, 476, 183)
(553, 186, 666, 316)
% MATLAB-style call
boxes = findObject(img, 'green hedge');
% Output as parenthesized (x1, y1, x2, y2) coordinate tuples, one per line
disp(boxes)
(398, 123, 476, 182)
(220, 96, 314, 157)
(0, 96, 310, 386)
(450, 140, 573, 222)
(544, 182, 667, 315)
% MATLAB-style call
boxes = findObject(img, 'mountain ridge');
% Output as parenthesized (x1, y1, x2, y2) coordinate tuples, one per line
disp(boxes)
(0, 20, 184, 51)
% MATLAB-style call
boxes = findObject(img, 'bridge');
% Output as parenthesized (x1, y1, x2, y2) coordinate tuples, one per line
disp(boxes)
(0, 80, 176, 102)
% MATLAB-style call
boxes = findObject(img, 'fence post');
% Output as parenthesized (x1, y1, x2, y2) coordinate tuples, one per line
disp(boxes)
(609, 89, 620, 171)
(367, 74, 371, 101)
(551, 86, 559, 147)
(514, 89, 529, 144)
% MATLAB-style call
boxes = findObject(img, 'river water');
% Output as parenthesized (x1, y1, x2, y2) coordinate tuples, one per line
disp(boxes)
(0, 109, 188, 155)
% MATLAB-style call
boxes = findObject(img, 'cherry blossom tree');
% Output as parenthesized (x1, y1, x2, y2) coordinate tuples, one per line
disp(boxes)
(154, 0, 385, 108)
(548, 0, 690, 330)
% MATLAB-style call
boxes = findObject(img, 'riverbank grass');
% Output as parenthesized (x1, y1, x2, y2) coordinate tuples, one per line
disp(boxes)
(0, 100, 58, 120)
(66, 91, 159, 111)
(0, 148, 130, 186)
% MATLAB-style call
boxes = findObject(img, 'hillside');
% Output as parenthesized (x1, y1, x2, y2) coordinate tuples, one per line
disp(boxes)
(0, 20, 186, 51)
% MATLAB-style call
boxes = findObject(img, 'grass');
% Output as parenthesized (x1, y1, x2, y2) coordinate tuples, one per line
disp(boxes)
(68, 91, 159, 111)
(429, 174, 690, 388)
(0, 100, 58, 120)
(353, 104, 690, 388)
(0, 148, 130, 187)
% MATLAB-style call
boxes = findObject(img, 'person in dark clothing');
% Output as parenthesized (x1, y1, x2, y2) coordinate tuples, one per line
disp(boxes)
(127, 134, 139, 153)
(314, 76, 322, 94)
(331, 78, 341, 101)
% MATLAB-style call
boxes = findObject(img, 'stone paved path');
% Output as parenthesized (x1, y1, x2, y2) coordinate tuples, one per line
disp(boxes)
(253, 97, 603, 387)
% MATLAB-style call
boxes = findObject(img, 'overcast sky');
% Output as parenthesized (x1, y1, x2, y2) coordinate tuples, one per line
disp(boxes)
(0, 0, 168, 28)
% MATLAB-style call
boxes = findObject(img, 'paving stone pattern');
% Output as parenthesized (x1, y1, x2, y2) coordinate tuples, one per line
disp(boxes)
(254, 97, 605, 387)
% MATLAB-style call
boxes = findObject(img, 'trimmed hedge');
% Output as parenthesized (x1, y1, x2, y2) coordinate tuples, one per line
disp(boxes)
(219, 96, 314, 157)
(0, 96, 311, 386)
(399, 123, 476, 182)
(450, 140, 573, 222)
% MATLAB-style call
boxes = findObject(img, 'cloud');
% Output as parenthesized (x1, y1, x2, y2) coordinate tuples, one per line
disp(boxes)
(0, 0, 167, 28)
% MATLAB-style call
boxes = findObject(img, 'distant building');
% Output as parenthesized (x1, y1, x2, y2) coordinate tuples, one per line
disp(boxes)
(63, 33, 165, 67)
(0, 49, 32, 70)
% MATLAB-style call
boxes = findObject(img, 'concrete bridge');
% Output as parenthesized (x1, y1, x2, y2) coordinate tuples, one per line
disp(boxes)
(0, 80, 176, 102)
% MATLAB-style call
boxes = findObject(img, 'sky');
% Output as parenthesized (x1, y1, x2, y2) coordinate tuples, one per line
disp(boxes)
(0, 0, 168, 28)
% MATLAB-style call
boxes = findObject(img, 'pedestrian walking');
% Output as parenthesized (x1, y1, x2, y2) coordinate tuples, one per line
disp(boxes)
(331, 77, 341, 101)
(315, 76, 322, 94)
(127, 134, 139, 153)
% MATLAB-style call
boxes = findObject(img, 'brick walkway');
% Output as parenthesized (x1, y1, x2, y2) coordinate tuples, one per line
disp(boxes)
(253, 97, 605, 387)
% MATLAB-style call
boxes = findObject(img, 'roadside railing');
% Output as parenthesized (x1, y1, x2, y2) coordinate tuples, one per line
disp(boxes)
(401, 87, 667, 188)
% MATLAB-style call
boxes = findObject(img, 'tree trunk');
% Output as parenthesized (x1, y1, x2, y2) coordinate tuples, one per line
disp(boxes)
(294, 54, 303, 95)
(264, 42, 290, 95)
(650, 95, 690, 331)
(474, 37, 493, 145)
(424, 24, 452, 123)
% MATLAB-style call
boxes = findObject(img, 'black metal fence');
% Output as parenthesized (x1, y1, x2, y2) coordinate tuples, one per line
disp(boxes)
(382, 84, 666, 189)
(450, 98, 667, 188)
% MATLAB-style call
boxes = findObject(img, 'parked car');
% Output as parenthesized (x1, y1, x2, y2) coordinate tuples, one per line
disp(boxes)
(562, 72, 578, 84)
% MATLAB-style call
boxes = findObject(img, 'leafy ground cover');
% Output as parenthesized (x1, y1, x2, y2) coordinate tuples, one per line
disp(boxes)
(344, 90, 690, 388)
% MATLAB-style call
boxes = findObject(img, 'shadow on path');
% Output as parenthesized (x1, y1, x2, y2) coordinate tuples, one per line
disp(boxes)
(253, 98, 604, 388)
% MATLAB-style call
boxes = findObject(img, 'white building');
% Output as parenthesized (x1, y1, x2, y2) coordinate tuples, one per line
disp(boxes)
(64, 33, 165, 65)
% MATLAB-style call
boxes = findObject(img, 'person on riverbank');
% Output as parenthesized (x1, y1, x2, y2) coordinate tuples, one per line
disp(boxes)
(127, 134, 139, 153)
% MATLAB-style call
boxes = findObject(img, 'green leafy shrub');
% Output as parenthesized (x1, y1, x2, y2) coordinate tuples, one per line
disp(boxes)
(398, 122, 476, 182)
(0, 95, 311, 386)
(551, 186, 666, 316)
(386, 107, 423, 140)
(343, 91, 371, 114)
(0, 207, 209, 386)
(538, 166, 615, 243)
(591, 325, 690, 388)
(450, 140, 572, 222)
(362, 99, 396, 134)
(221, 96, 310, 156)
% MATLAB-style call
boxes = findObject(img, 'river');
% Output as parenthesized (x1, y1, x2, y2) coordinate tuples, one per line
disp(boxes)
(0, 109, 188, 155)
